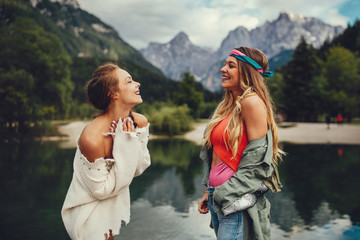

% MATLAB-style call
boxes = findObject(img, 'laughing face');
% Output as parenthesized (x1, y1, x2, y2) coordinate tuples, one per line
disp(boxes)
(115, 68, 143, 107)
(220, 56, 241, 96)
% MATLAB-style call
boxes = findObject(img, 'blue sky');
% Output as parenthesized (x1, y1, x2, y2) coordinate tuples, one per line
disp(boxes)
(77, 0, 359, 50)
(338, 0, 360, 24)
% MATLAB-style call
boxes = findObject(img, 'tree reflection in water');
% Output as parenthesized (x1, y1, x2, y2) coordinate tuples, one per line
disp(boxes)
(130, 139, 204, 212)
(278, 144, 360, 229)
(0, 139, 359, 239)
(0, 140, 74, 239)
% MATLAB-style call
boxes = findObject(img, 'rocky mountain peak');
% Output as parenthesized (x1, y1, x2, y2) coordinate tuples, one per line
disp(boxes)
(170, 31, 190, 45)
(277, 10, 305, 22)
(30, 0, 80, 9)
(141, 31, 216, 81)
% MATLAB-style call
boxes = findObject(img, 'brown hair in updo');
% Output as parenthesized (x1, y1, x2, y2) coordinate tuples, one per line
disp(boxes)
(86, 63, 119, 111)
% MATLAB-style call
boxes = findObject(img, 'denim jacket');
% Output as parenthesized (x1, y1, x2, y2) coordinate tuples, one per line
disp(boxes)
(200, 129, 282, 240)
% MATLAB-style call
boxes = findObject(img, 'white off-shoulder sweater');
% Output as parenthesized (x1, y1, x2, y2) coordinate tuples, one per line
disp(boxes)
(61, 123, 151, 240)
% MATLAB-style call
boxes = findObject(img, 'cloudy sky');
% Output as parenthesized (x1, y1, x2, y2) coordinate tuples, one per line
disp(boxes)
(77, 0, 359, 50)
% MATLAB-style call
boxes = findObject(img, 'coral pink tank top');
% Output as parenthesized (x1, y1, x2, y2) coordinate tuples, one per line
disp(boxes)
(209, 114, 248, 187)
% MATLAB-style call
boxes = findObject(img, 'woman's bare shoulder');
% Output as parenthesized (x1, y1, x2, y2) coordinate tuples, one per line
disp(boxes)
(240, 94, 267, 140)
(78, 119, 106, 162)
(132, 112, 148, 128)
(240, 94, 264, 109)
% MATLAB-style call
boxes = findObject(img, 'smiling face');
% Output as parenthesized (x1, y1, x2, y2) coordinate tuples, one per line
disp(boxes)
(114, 68, 142, 107)
(220, 56, 241, 96)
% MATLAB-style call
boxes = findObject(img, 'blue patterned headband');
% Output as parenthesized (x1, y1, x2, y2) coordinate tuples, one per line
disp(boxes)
(229, 49, 275, 78)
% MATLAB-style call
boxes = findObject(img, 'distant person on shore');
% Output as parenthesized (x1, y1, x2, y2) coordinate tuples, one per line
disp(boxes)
(61, 63, 151, 240)
(337, 113, 343, 126)
(326, 114, 331, 129)
(198, 47, 284, 239)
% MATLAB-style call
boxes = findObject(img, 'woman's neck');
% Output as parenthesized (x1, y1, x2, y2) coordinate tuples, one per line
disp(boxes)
(231, 90, 242, 98)
(104, 105, 132, 122)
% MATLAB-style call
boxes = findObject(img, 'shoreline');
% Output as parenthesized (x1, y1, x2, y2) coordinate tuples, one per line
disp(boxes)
(49, 121, 360, 148)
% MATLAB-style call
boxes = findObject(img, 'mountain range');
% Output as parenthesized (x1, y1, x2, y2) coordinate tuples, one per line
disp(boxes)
(24, 0, 161, 73)
(141, 32, 217, 82)
(141, 11, 344, 92)
(7, 1, 345, 93)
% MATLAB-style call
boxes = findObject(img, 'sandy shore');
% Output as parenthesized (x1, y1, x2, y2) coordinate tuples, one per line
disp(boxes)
(179, 122, 360, 145)
(277, 122, 360, 145)
(56, 121, 360, 148)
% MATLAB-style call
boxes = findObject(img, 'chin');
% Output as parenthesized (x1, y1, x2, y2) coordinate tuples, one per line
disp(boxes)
(221, 83, 229, 90)
(135, 97, 143, 105)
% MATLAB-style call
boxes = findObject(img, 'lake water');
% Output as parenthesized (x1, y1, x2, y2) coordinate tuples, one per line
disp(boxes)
(0, 138, 359, 240)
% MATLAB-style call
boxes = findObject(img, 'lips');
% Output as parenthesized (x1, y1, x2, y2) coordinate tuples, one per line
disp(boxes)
(135, 90, 140, 95)
(222, 75, 230, 80)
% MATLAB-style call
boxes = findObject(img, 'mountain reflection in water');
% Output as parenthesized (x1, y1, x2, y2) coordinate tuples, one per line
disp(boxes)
(0, 139, 359, 239)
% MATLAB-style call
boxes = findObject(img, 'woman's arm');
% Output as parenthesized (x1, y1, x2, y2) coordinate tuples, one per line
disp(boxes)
(109, 115, 150, 177)
(241, 95, 267, 140)
(76, 124, 118, 199)
(132, 113, 151, 176)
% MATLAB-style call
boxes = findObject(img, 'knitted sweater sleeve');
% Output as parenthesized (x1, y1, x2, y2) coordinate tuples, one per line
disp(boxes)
(78, 123, 151, 200)
(133, 124, 151, 177)
(78, 154, 117, 200)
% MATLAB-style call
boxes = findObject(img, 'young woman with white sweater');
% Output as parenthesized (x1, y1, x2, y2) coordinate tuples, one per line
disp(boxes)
(61, 63, 151, 240)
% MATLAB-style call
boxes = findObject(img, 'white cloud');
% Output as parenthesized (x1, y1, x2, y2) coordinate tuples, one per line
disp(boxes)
(179, 5, 259, 50)
(321, 9, 348, 26)
(77, 0, 350, 50)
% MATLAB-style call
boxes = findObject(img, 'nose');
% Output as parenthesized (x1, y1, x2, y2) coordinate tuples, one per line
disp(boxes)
(136, 81, 140, 87)
(220, 65, 227, 73)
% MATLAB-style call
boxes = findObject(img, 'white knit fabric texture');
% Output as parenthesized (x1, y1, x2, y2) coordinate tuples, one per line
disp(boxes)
(61, 123, 151, 240)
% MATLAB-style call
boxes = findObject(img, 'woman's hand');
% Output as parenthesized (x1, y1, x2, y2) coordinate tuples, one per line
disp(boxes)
(110, 121, 117, 133)
(110, 117, 135, 133)
(198, 191, 209, 214)
(122, 117, 135, 132)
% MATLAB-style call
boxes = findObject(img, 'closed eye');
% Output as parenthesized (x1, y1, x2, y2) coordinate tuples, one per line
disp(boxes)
(125, 77, 132, 83)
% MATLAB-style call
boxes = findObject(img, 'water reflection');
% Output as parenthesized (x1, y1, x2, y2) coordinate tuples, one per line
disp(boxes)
(0, 141, 74, 239)
(279, 144, 360, 227)
(130, 139, 204, 212)
(0, 139, 359, 239)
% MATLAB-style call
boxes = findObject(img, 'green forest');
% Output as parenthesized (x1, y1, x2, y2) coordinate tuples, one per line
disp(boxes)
(273, 27, 360, 122)
(0, 0, 219, 137)
(1, 0, 360, 138)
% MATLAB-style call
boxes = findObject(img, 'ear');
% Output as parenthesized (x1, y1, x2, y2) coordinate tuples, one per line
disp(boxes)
(110, 91, 120, 100)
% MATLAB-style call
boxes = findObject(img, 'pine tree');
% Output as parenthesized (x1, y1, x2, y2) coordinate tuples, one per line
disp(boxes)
(282, 37, 325, 121)
(173, 72, 203, 118)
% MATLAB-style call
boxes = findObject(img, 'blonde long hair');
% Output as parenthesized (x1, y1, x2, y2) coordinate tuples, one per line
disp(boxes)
(203, 47, 284, 164)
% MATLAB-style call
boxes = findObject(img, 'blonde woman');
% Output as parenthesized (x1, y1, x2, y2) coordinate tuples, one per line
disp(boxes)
(198, 47, 283, 240)
(61, 63, 151, 240)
